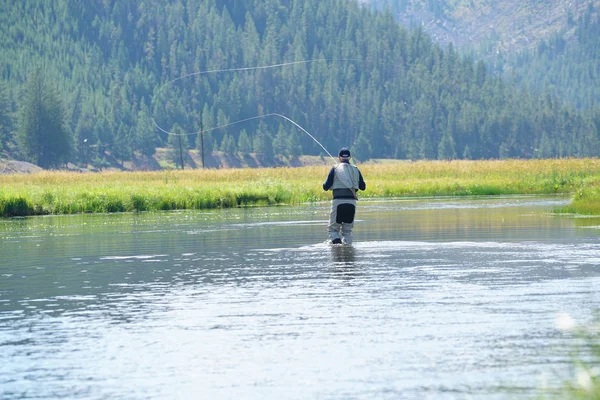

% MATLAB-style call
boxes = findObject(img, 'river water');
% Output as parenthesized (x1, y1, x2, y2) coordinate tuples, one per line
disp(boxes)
(1, 196, 600, 399)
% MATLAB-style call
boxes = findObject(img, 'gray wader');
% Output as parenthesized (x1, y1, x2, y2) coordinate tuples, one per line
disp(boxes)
(328, 198, 357, 244)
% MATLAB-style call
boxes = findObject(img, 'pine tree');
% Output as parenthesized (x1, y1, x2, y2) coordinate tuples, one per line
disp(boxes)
(3, 0, 600, 166)
(437, 130, 456, 160)
(135, 101, 157, 157)
(73, 107, 96, 166)
(272, 124, 288, 159)
(17, 71, 71, 169)
(220, 133, 236, 155)
(196, 104, 214, 165)
(237, 129, 252, 153)
(166, 123, 186, 169)
(286, 129, 302, 159)
(113, 122, 133, 165)
(537, 132, 554, 158)
(0, 83, 13, 153)
(352, 134, 372, 162)
(253, 121, 273, 163)
(203, 132, 215, 156)
(462, 145, 472, 159)
(93, 115, 112, 162)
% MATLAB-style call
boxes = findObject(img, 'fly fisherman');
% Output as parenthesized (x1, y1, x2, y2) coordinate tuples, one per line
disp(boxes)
(322, 147, 366, 245)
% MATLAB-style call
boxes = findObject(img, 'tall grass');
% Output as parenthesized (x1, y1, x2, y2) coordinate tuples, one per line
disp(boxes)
(558, 179, 600, 216)
(1, 158, 600, 217)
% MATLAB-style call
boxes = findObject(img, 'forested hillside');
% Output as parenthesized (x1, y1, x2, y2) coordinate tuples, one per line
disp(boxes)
(1, 0, 599, 170)
(507, 3, 600, 109)
(364, 0, 600, 109)
(363, 0, 597, 52)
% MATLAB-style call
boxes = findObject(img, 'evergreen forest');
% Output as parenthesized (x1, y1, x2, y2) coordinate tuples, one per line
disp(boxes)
(507, 3, 600, 110)
(365, 0, 600, 109)
(1, 0, 600, 169)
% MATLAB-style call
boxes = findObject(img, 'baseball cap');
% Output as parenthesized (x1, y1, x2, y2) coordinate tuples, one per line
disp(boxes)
(338, 147, 351, 158)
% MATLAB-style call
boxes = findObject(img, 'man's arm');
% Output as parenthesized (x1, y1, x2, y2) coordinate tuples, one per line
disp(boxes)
(323, 167, 335, 191)
(358, 170, 366, 191)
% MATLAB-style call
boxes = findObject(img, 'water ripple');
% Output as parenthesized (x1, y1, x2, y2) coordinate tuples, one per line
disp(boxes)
(1, 198, 599, 399)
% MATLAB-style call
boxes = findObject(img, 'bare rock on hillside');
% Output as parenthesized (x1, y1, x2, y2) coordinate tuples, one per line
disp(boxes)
(371, 0, 600, 55)
(0, 160, 43, 174)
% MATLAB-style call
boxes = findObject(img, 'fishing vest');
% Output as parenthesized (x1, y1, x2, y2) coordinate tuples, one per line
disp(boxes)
(330, 162, 360, 190)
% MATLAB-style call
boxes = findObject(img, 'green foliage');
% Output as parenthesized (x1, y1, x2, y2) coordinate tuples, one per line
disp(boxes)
(237, 129, 252, 153)
(113, 122, 133, 165)
(0, 195, 34, 217)
(286, 129, 302, 159)
(17, 70, 71, 168)
(0, 82, 12, 153)
(135, 101, 157, 157)
(3, 158, 600, 217)
(1, 0, 599, 169)
(253, 121, 273, 162)
(559, 180, 600, 215)
(166, 123, 186, 169)
(220, 133, 236, 154)
(506, 3, 600, 110)
(272, 124, 288, 158)
(437, 130, 457, 160)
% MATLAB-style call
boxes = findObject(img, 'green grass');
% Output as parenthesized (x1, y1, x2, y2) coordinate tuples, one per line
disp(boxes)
(2, 158, 600, 217)
(558, 179, 600, 216)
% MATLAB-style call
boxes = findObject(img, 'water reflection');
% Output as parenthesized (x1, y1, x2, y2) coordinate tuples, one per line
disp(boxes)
(330, 245, 359, 280)
(330, 245, 357, 265)
(1, 196, 600, 400)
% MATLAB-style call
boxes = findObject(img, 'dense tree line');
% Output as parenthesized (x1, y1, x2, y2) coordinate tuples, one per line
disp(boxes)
(368, 0, 600, 110)
(17, 70, 71, 168)
(502, 3, 600, 110)
(0, 0, 599, 169)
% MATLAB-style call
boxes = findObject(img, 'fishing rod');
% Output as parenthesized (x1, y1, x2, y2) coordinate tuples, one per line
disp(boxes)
(151, 58, 389, 166)
(151, 112, 336, 162)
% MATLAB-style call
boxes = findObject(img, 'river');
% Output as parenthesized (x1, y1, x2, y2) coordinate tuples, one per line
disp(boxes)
(1, 196, 600, 399)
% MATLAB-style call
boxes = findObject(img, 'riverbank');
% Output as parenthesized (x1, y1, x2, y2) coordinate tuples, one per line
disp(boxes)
(1, 158, 599, 217)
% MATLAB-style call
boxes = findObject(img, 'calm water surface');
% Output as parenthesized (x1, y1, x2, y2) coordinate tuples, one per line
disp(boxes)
(1, 196, 600, 399)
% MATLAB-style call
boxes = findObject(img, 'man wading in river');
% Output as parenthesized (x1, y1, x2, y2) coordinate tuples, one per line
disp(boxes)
(323, 147, 366, 245)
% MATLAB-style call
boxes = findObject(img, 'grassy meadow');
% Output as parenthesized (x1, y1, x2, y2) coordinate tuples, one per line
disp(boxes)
(1, 158, 600, 217)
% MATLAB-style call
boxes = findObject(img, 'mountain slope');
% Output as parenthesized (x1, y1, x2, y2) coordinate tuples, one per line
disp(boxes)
(0, 0, 599, 169)
(364, 0, 599, 53)
(364, 0, 600, 108)
(506, 3, 600, 109)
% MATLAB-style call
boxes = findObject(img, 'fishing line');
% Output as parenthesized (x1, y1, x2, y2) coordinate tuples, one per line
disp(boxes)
(151, 58, 388, 163)
(158, 58, 360, 90)
(151, 112, 336, 161)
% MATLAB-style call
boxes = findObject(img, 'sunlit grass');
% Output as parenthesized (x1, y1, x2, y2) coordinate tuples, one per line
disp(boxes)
(1, 158, 600, 217)
(558, 179, 600, 216)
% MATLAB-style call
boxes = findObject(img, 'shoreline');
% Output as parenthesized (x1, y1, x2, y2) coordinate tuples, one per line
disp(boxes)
(2, 159, 600, 218)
